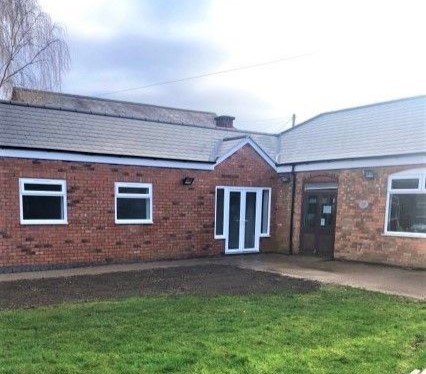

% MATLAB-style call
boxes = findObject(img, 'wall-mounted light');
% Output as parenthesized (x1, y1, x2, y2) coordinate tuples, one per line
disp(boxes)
(362, 169, 375, 180)
(182, 176, 195, 186)
(278, 173, 292, 183)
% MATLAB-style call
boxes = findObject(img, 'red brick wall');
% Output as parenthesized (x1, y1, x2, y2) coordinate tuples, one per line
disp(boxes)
(292, 165, 426, 268)
(3, 147, 423, 271)
(0, 145, 291, 271)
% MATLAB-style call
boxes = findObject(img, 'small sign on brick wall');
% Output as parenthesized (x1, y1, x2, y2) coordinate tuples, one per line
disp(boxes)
(357, 200, 369, 209)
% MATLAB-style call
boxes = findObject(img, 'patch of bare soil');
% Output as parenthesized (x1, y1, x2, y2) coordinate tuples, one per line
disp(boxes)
(0, 265, 319, 309)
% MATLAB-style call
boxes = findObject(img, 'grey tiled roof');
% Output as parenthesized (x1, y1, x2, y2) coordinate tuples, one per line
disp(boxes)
(0, 92, 424, 166)
(12, 87, 218, 127)
(277, 95, 426, 164)
(0, 101, 279, 162)
(216, 137, 251, 159)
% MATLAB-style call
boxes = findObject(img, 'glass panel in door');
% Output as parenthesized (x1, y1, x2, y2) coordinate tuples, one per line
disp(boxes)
(244, 192, 257, 249)
(319, 195, 335, 229)
(228, 191, 241, 250)
(303, 195, 318, 229)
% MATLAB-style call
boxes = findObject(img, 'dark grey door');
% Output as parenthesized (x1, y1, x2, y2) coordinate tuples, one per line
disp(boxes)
(300, 190, 337, 259)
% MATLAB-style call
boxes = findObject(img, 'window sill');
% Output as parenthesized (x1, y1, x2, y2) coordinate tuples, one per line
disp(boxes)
(20, 220, 68, 225)
(382, 232, 426, 239)
(115, 220, 153, 225)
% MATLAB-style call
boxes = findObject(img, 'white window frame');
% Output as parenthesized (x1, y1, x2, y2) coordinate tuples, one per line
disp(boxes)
(214, 187, 226, 239)
(115, 182, 153, 225)
(260, 187, 272, 237)
(384, 168, 426, 238)
(19, 178, 68, 225)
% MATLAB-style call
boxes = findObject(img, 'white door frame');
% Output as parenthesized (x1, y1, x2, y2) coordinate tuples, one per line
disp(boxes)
(223, 187, 263, 254)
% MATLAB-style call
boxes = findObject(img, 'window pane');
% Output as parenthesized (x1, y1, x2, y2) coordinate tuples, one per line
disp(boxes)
(228, 192, 241, 250)
(117, 198, 150, 220)
(319, 196, 335, 228)
(391, 178, 419, 189)
(244, 192, 257, 248)
(388, 194, 426, 233)
(23, 196, 64, 220)
(24, 183, 62, 192)
(304, 196, 317, 228)
(261, 189, 270, 234)
(118, 187, 149, 194)
(216, 189, 224, 236)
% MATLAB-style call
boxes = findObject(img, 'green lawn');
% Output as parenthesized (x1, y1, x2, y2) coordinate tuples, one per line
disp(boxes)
(0, 287, 424, 374)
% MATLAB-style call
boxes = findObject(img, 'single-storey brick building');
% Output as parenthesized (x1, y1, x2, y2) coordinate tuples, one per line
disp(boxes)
(0, 88, 425, 272)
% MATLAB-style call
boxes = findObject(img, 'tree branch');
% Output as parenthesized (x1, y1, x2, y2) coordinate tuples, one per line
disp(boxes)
(0, 0, 70, 97)
(2, 38, 59, 83)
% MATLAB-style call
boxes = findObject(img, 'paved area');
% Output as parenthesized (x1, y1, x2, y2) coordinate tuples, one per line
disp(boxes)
(0, 254, 425, 300)
(218, 254, 426, 300)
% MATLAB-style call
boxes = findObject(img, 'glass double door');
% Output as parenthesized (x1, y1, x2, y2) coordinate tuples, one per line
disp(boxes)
(226, 188, 261, 253)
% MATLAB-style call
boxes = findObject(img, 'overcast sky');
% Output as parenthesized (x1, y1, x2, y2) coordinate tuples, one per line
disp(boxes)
(39, 0, 425, 133)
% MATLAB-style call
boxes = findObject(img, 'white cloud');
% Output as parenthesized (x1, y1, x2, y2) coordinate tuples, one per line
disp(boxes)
(40, 0, 142, 39)
(39, 0, 426, 132)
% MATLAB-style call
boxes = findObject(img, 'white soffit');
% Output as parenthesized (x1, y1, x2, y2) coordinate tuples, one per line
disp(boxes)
(0, 148, 215, 171)
(293, 154, 426, 172)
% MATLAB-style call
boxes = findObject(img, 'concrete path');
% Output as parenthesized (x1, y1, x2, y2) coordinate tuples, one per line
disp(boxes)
(0, 254, 425, 300)
(216, 254, 426, 300)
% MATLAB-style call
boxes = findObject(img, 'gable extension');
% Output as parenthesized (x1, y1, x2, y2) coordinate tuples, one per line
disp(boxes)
(215, 136, 277, 171)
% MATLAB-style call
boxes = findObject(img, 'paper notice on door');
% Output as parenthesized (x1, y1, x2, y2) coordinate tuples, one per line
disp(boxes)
(323, 205, 332, 214)
(320, 218, 326, 226)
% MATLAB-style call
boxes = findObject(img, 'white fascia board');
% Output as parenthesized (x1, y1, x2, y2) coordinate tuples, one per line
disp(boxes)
(276, 165, 292, 173)
(0, 148, 215, 171)
(389, 167, 426, 177)
(3, 148, 425, 174)
(291, 154, 426, 172)
(215, 138, 277, 171)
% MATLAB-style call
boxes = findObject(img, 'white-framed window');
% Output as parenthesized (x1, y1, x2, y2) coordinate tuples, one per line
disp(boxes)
(385, 168, 426, 238)
(115, 182, 153, 224)
(260, 188, 271, 237)
(19, 178, 67, 225)
(215, 187, 226, 238)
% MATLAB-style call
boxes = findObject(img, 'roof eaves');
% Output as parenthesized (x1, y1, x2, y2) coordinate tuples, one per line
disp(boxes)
(0, 145, 217, 165)
(276, 150, 426, 166)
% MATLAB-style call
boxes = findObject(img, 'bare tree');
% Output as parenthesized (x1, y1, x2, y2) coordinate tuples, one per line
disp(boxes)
(0, 0, 70, 98)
